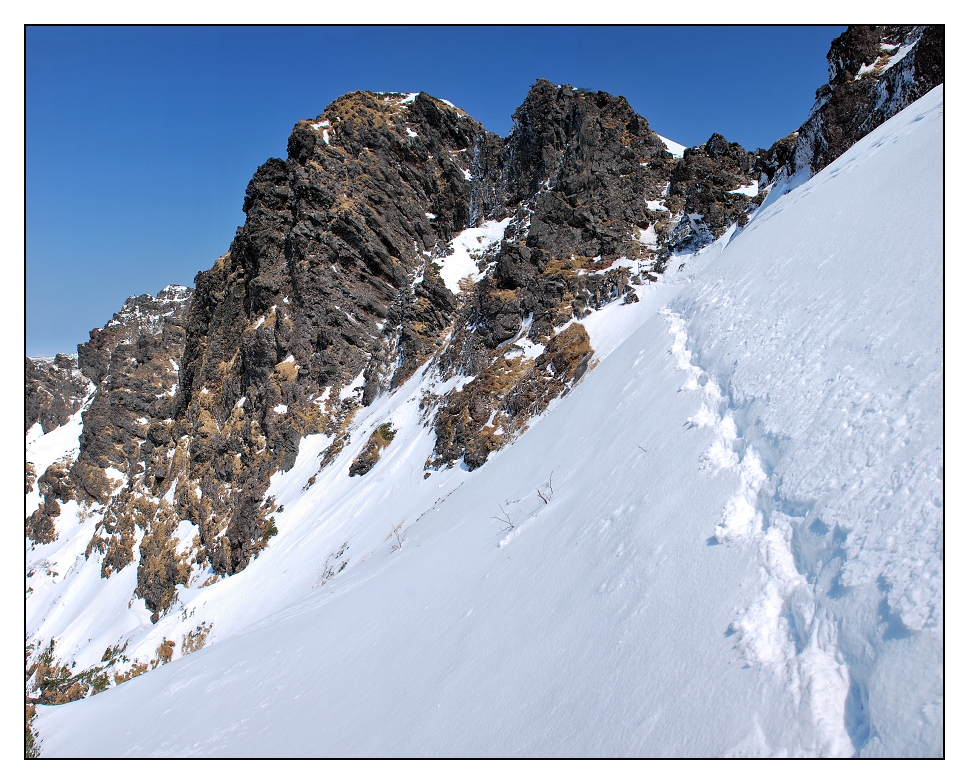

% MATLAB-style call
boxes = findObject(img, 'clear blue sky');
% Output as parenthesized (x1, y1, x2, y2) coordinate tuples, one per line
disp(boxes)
(26, 25, 845, 356)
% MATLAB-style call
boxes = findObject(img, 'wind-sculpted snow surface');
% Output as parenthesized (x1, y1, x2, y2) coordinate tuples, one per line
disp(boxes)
(665, 85, 942, 756)
(35, 87, 941, 758)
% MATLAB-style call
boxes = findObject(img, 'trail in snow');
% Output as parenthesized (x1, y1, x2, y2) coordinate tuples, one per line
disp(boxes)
(664, 307, 853, 757)
(659, 85, 943, 756)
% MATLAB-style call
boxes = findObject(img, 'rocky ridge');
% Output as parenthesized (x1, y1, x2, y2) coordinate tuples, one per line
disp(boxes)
(755, 25, 943, 188)
(27, 286, 193, 557)
(25, 354, 91, 436)
(26, 25, 943, 709)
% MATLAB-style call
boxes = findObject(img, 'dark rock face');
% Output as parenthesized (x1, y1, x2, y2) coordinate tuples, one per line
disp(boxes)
(667, 134, 757, 250)
(25, 354, 90, 434)
(77, 285, 192, 386)
(425, 80, 761, 468)
(502, 81, 671, 260)
(426, 82, 667, 468)
(170, 92, 496, 574)
(70, 286, 192, 505)
(756, 25, 943, 184)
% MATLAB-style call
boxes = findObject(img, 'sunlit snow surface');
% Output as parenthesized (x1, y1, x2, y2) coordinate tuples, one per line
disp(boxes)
(26, 392, 157, 666)
(26, 402, 89, 518)
(436, 219, 510, 294)
(656, 134, 686, 158)
(35, 87, 942, 757)
(729, 182, 759, 197)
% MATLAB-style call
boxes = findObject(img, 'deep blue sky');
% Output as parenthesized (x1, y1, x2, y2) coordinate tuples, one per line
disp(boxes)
(27, 25, 844, 356)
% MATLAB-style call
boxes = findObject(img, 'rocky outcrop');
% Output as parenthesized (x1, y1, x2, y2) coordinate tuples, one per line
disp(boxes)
(28, 286, 193, 581)
(424, 81, 761, 468)
(26, 458, 74, 545)
(501, 81, 671, 260)
(756, 25, 943, 185)
(431, 322, 594, 470)
(168, 91, 498, 574)
(25, 354, 90, 434)
(69, 285, 192, 505)
(666, 134, 757, 251)
(424, 83, 659, 468)
(77, 285, 192, 386)
(348, 423, 397, 477)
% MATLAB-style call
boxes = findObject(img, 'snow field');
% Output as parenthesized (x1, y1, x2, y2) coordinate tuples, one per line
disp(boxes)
(664, 85, 943, 755)
(36, 276, 786, 756)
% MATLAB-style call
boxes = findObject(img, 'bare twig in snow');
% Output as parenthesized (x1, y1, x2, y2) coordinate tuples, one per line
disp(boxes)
(390, 522, 405, 551)
(491, 504, 514, 532)
(537, 472, 554, 504)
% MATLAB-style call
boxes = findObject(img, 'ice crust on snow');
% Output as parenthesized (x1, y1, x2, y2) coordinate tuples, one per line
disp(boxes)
(33, 87, 942, 758)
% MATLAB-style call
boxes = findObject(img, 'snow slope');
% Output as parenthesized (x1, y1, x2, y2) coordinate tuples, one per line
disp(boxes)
(34, 86, 942, 757)
(656, 134, 686, 158)
(26, 397, 90, 518)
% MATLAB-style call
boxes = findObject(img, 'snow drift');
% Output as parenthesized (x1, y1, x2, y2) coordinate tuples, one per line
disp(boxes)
(34, 86, 942, 757)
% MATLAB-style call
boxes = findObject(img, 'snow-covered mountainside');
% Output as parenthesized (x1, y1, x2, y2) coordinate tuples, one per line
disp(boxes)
(32, 84, 942, 758)
(27, 78, 772, 687)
